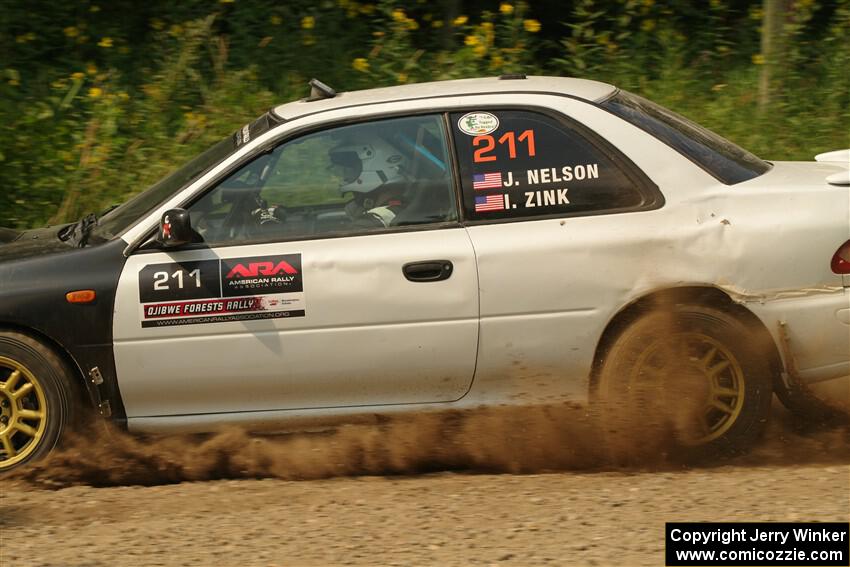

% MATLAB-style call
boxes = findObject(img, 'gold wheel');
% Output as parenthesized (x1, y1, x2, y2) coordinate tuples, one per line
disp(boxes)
(0, 355, 49, 469)
(631, 332, 745, 445)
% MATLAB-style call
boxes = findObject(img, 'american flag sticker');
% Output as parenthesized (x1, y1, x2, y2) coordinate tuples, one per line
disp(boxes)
(472, 172, 502, 190)
(474, 194, 506, 212)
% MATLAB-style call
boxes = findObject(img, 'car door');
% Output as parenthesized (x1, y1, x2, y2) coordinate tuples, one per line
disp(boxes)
(112, 114, 479, 418)
(447, 105, 664, 399)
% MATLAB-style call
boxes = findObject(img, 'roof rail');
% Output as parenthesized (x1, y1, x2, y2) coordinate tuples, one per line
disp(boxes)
(306, 78, 337, 101)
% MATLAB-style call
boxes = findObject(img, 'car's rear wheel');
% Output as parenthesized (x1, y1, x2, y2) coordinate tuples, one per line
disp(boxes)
(594, 305, 773, 456)
(0, 332, 79, 471)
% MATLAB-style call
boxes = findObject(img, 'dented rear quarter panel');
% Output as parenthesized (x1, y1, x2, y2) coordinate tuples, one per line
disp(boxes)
(464, 97, 849, 404)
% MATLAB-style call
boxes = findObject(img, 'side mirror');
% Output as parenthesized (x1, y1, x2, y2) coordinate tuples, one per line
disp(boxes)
(157, 208, 195, 248)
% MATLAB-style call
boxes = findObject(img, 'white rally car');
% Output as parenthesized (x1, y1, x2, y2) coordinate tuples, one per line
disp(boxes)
(1, 75, 848, 470)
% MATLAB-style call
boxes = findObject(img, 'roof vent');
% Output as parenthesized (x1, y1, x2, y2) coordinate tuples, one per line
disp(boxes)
(499, 73, 527, 80)
(306, 78, 337, 101)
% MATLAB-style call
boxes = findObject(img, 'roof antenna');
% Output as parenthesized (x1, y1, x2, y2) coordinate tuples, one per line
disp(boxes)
(306, 78, 337, 101)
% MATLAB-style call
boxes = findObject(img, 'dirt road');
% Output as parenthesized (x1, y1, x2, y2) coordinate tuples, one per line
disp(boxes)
(2, 405, 849, 567)
(3, 464, 849, 567)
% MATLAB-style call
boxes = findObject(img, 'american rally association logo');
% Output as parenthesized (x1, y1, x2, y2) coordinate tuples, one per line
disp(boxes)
(458, 112, 500, 136)
(221, 254, 303, 297)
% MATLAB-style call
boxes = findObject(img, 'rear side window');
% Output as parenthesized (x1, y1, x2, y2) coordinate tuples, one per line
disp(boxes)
(450, 110, 648, 222)
(601, 90, 770, 185)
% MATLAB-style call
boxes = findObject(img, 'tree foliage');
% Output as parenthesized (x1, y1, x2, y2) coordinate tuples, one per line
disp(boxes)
(1, 0, 848, 228)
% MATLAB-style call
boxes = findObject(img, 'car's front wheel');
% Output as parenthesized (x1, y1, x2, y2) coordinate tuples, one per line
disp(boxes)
(594, 305, 773, 456)
(0, 331, 79, 471)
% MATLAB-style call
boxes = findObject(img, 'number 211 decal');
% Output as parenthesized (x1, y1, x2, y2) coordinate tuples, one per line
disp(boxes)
(473, 130, 536, 163)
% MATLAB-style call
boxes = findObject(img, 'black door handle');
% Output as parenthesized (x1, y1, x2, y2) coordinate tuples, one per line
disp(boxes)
(402, 260, 453, 282)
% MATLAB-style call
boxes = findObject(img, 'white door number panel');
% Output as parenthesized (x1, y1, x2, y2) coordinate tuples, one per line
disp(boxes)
(138, 253, 306, 327)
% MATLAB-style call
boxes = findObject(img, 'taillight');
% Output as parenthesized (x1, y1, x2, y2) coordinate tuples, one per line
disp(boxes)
(832, 240, 850, 274)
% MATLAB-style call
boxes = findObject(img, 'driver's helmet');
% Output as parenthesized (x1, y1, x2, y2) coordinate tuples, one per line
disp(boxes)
(329, 136, 408, 203)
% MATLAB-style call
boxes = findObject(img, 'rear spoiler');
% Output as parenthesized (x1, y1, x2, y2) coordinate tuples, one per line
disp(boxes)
(815, 149, 850, 186)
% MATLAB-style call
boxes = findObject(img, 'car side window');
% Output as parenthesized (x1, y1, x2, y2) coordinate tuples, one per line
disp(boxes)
(189, 115, 457, 246)
(450, 109, 646, 221)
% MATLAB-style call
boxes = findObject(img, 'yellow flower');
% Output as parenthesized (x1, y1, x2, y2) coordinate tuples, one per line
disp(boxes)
(71, 72, 85, 80)
(640, 19, 655, 32)
(86, 63, 98, 75)
(397, 72, 408, 83)
(359, 4, 376, 15)
(63, 26, 79, 38)
(431, 20, 444, 28)
(464, 34, 480, 46)
(499, 3, 514, 15)
(301, 16, 315, 30)
(88, 87, 103, 99)
(352, 57, 369, 72)
(97, 37, 113, 48)
(392, 9, 406, 23)
(453, 15, 468, 25)
(219, 0, 235, 3)
(490, 54, 504, 68)
(473, 44, 487, 57)
(406, 18, 419, 30)
(752, 53, 765, 65)
(523, 19, 541, 33)
(270, 15, 282, 25)
(169, 24, 183, 37)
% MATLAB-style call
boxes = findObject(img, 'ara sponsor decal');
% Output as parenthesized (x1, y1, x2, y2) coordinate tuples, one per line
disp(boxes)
(137, 254, 306, 328)
(221, 254, 303, 297)
(458, 112, 500, 136)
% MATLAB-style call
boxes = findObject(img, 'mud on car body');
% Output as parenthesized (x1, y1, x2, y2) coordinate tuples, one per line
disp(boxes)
(1, 75, 848, 471)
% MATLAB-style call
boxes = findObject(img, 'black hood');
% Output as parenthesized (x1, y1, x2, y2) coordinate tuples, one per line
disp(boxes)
(0, 224, 78, 262)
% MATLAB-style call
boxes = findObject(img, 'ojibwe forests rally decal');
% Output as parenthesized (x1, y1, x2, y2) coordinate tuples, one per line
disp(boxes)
(138, 254, 305, 328)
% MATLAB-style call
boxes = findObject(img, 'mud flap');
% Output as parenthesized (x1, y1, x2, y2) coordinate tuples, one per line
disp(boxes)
(775, 321, 848, 423)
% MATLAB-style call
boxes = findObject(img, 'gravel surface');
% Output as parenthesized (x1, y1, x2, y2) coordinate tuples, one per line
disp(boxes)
(2, 464, 848, 567)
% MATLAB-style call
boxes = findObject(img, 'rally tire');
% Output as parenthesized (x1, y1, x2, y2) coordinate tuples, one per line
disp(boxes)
(0, 331, 79, 471)
(594, 305, 773, 458)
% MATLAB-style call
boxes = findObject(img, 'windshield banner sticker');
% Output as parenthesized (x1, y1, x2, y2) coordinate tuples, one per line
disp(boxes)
(137, 254, 305, 328)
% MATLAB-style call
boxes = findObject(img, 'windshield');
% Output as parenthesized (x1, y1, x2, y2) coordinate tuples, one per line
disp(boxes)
(90, 112, 279, 242)
(600, 90, 770, 185)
